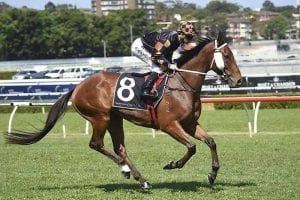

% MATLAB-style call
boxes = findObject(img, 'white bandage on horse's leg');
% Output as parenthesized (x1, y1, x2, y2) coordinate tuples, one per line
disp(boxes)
(121, 164, 131, 172)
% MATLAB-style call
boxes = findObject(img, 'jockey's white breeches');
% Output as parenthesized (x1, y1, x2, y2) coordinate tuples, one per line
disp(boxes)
(131, 38, 162, 73)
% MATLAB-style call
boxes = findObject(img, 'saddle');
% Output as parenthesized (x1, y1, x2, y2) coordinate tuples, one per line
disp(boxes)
(112, 72, 168, 111)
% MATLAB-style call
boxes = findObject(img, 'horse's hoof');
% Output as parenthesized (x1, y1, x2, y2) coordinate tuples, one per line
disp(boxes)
(207, 173, 215, 186)
(163, 161, 175, 170)
(141, 181, 151, 189)
(121, 171, 130, 179)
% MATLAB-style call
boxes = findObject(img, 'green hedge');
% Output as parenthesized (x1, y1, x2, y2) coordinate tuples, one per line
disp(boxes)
(214, 101, 300, 110)
(213, 94, 300, 110)
(0, 71, 16, 80)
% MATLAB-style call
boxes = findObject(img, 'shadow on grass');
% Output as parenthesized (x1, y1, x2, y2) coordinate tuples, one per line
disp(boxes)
(97, 181, 256, 192)
(37, 180, 256, 193)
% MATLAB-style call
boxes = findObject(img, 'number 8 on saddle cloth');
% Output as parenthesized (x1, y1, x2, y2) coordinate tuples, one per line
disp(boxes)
(112, 73, 168, 110)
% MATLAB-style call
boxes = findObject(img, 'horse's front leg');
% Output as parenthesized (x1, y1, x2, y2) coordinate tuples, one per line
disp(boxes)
(117, 144, 151, 189)
(108, 114, 150, 189)
(193, 124, 219, 185)
(162, 121, 196, 170)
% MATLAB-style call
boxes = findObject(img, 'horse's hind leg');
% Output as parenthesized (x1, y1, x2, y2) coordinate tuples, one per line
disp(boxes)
(107, 113, 150, 189)
(89, 116, 123, 165)
(192, 124, 220, 186)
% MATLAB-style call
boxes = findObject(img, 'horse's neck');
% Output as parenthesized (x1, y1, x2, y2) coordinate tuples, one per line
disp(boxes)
(179, 43, 213, 91)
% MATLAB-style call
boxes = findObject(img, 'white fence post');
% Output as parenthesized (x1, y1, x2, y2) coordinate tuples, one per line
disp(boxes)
(242, 103, 253, 137)
(8, 105, 18, 133)
(62, 116, 66, 138)
(85, 120, 89, 135)
(253, 101, 261, 134)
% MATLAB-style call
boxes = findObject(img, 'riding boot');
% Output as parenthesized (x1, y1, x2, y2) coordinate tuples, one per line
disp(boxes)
(142, 72, 159, 99)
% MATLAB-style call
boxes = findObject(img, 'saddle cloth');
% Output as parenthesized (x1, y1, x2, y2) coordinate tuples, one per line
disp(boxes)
(112, 73, 167, 111)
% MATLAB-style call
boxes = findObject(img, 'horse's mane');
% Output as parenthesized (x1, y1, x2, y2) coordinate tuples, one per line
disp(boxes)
(176, 36, 213, 67)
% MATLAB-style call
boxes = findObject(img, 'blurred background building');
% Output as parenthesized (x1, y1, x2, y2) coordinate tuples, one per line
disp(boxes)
(91, 0, 155, 19)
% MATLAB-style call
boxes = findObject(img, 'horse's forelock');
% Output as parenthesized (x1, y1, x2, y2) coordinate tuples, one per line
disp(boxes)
(216, 32, 226, 47)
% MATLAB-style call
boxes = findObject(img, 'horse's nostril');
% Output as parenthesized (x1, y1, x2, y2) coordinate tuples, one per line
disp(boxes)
(237, 79, 242, 86)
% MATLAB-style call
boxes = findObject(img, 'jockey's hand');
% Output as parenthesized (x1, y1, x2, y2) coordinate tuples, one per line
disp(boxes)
(169, 63, 178, 70)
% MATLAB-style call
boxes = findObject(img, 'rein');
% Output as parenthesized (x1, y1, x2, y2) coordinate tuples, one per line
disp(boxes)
(165, 73, 202, 93)
(176, 68, 217, 77)
(175, 40, 228, 78)
(165, 40, 228, 93)
(165, 84, 200, 93)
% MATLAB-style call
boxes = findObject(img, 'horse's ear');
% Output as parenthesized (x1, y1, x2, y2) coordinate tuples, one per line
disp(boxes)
(216, 32, 225, 46)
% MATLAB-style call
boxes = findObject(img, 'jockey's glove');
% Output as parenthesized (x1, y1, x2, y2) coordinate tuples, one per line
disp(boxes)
(169, 63, 178, 70)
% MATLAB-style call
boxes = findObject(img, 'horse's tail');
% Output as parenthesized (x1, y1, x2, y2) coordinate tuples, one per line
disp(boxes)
(6, 89, 74, 145)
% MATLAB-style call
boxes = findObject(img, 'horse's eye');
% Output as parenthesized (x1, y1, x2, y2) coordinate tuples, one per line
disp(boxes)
(223, 53, 230, 59)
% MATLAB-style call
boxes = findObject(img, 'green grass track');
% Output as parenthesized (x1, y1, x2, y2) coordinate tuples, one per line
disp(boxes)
(0, 109, 299, 199)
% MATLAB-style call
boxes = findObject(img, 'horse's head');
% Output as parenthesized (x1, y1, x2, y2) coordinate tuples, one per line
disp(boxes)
(209, 33, 242, 87)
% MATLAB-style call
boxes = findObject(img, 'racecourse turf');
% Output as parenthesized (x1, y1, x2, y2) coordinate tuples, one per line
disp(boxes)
(0, 109, 299, 199)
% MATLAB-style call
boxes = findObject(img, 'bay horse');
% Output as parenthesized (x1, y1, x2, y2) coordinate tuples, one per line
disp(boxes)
(6, 33, 242, 189)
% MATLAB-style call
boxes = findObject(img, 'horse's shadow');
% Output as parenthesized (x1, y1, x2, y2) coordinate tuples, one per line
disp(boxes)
(97, 181, 256, 192)
(38, 180, 256, 193)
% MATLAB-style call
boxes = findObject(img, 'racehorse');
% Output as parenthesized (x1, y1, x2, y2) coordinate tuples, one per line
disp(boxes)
(6, 33, 242, 189)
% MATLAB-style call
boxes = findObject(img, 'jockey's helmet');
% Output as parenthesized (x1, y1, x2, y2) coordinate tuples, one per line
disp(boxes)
(177, 21, 197, 37)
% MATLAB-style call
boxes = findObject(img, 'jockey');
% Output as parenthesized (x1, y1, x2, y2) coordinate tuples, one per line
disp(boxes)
(131, 21, 198, 99)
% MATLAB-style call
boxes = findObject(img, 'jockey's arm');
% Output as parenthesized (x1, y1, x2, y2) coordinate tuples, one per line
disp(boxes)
(180, 43, 195, 51)
(151, 40, 172, 70)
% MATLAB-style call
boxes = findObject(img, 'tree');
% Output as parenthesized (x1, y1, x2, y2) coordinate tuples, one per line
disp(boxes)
(0, 7, 158, 60)
(205, 0, 240, 14)
(3, 9, 46, 59)
(274, 6, 297, 19)
(262, 0, 275, 11)
(45, 1, 56, 12)
(56, 4, 74, 11)
(203, 13, 229, 38)
(104, 9, 157, 56)
(0, 2, 12, 12)
(0, 10, 13, 59)
(265, 15, 290, 39)
(194, 1, 240, 39)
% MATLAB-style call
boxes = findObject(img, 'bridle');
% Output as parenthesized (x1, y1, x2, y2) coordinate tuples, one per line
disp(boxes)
(210, 40, 227, 72)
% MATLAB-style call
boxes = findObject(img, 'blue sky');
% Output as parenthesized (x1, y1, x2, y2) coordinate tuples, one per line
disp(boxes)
(1, 0, 297, 10)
